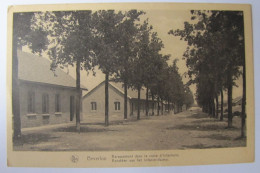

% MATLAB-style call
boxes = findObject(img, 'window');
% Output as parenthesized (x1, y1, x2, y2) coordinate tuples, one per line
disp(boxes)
(42, 93, 49, 114)
(27, 91, 35, 113)
(91, 102, 97, 110)
(114, 101, 120, 111)
(55, 94, 61, 112)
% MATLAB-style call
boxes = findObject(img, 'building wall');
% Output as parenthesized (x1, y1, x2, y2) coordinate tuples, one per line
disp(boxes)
(130, 99, 158, 116)
(82, 83, 163, 119)
(82, 83, 131, 119)
(19, 82, 78, 128)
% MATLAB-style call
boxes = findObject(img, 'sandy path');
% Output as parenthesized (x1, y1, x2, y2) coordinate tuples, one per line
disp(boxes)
(14, 108, 246, 151)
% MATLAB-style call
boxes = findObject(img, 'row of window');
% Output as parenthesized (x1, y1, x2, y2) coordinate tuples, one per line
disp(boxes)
(28, 91, 61, 114)
(90, 101, 121, 111)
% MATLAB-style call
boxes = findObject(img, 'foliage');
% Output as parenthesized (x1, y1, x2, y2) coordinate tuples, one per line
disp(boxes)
(32, 11, 95, 71)
(169, 10, 245, 126)
(12, 12, 48, 139)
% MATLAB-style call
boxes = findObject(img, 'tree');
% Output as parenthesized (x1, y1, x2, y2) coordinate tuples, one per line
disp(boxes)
(143, 31, 165, 116)
(91, 10, 125, 126)
(12, 12, 48, 140)
(130, 19, 171, 119)
(170, 10, 245, 129)
(112, 10, 145, 120)
(207, 11, 245, 128)
(32, 11, 95, 132)
(183, 86, 194, 109)
(166, 59, 189, 113)
(149, 54, 169, 115)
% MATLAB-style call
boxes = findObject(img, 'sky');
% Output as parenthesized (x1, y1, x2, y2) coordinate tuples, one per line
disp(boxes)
(23, 9, 243, 101)
(73, 10, 194, 91)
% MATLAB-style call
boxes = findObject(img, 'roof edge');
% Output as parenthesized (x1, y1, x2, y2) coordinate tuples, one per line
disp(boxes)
(109, 82, 132, 99)
(20, 79, 88, 91)
(83, 81, 105, 99)
(83, 80, 132, 99)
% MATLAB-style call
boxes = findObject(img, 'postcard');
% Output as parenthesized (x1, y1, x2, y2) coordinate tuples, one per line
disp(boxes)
(7, 2, 254, 167)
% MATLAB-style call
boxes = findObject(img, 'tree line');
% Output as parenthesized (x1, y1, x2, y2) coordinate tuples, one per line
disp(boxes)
(169, 10, 246, 138)
(12, 10, 193, 138)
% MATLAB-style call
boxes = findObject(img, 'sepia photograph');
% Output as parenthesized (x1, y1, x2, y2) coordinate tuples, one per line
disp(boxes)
(6, 2, 254, 168)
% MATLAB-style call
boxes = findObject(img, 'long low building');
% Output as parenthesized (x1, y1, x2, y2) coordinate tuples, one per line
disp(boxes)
(82, 81, 171, 119)
(18, 50, 87, 128)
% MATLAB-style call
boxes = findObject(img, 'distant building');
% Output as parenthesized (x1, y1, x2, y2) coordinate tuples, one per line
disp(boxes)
(232, 96, 243, 106)
(82, 81, 165, 119)
(18, 50, 87, 128)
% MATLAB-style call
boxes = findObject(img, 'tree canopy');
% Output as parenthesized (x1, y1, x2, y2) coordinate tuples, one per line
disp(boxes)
(169, 10, 245, 128)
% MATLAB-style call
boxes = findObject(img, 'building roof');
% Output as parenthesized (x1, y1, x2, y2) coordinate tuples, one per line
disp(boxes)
(232, 96, 242, 103)
(18, 50, 87, 90)
(83, 80, 149, 100)
(110, 81, 147, 100)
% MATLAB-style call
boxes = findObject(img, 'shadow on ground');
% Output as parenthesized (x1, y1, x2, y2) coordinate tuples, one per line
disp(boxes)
(13, 133, 59, 146)
(185, 113, 209, 119)
(54, 126, 118, 133)
(191, 119, 225, 124)
(182, 143, 225, 149)
(197, 134, 232, 140)
(81, 116, 149, 126)
(166, 123, 238, 131)
(81, 121, 128, 126)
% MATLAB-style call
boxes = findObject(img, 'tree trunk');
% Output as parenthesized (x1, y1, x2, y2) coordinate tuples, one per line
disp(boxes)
(204, 104, 208, 113)
(105, 73, 109, 126)
(161, 100, 163, 115)
(220, 88, 224, 121)
(75, 59, 81, 133)
(157, 96, 160, 116)
(12, 38, 21, 140)
(152, 93, 154, 116)
(137, 87, 141, 120)
(227, 72, 233, 128)
(124, 80, 127, 120)
(145, 87, 149, 116)
(212, 97, 215, 118)
(241, 62, 246, 137)
(215, 94, 219, 119)
(168, 98, 170, 114)
(208, 101, 212, 116)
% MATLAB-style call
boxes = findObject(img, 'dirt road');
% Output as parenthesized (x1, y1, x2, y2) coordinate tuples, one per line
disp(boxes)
(14, 108, 246, 151)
